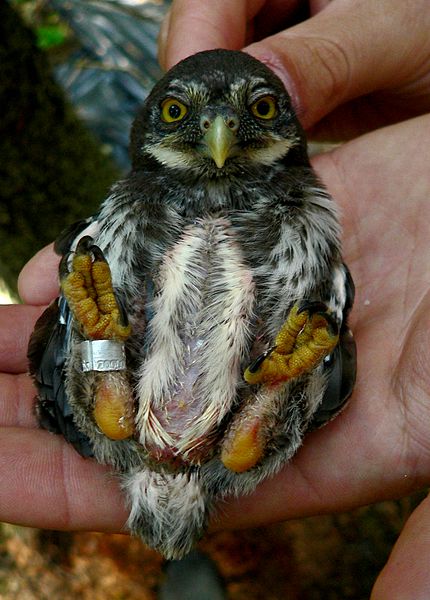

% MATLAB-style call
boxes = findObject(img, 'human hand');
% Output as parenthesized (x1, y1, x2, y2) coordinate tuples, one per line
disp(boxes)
(4, 117, 430, 596)
(158, 0, 430, 140)
(217, 113, 430, 598)
(8, 6, 430, 586)
(159, 8, 430, 592)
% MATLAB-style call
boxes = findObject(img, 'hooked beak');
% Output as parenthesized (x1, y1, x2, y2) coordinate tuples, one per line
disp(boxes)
(201, 114, 238, 169)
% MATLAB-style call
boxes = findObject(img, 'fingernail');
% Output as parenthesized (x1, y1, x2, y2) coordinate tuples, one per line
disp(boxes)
(157, 8, 171, 70)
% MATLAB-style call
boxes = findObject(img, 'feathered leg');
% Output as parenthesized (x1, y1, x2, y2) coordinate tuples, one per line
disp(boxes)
(61, 236, 134, 440)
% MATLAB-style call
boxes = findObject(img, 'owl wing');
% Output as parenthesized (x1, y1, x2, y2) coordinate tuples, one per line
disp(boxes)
(28, 218, 98, 457)
(309, 263, 356, 429)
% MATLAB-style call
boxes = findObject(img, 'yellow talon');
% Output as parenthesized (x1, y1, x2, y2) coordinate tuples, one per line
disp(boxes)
(61, 239, 131, 341)
(244, 302, 339, 385)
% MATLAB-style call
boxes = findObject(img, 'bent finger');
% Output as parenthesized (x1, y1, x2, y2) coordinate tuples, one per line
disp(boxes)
(0, 427, 128, 533)
(245, 0, 430, 127)
(159, 0, 265, 69)
(18, 243, 60, 305)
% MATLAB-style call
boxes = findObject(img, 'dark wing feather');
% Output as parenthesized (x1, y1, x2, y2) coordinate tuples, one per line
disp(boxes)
(29, 298, 94, 457)
(28, 219, 96, 457)
(309, 264, 357, 430)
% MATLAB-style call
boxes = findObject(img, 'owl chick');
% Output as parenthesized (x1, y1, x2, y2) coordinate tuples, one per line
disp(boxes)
(29, 49, 356, 559)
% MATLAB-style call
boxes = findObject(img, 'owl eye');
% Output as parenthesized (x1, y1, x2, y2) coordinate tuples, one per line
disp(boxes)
(251, 95, 277, 120)
(161, 98, 188, 123)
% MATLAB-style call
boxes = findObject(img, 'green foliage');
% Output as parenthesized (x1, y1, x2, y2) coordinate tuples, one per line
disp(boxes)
(11, 0, 71, 49)
(36, 24, 67, 49)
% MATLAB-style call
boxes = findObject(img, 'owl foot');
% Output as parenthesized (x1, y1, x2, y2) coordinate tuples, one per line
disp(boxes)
(60, 237, 134, 440)
(222, 302, 339, 472)
(244, 301, 339, 385)
(60, 236, 131, 341)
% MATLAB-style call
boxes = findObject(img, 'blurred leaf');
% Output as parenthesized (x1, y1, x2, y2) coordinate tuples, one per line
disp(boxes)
(36, 24, 67, 48)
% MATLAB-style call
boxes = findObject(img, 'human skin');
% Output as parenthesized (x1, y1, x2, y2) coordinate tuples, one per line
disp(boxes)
(159, 0, 430, 139)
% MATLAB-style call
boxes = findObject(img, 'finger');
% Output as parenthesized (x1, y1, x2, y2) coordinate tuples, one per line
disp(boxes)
(0, 427, 128, 533)
(159, 0, 264, 69)
(160, 1, 430, 129)
(157, 6, 171, 69)
(18, 243, 60, 305)
(159, 0, 311, 68)
(371, 493, 430, 599)
(0, 373, 38, 428)
(0, 305, 45, 373)
(245, 0, 430, 127)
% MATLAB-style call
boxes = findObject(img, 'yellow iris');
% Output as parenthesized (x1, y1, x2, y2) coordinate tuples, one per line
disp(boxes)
(251, 95, 277, 120)
(161, 98, 188, 123)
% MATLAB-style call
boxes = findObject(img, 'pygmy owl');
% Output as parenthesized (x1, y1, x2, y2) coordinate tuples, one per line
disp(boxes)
(29, 49, 356, 559)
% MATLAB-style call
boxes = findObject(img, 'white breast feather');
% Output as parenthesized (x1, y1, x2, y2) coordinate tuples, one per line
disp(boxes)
(135, 218, 255, 457)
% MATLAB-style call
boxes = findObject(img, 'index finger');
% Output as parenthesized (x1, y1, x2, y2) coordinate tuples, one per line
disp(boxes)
(0, 304, 45, 373)
(18, 243, 60, 305)
(159, 0, 262, 69)
(0, 427, 128, 533)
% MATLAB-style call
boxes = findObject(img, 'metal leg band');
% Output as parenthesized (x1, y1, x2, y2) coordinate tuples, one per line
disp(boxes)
(80, 340, 126, 372)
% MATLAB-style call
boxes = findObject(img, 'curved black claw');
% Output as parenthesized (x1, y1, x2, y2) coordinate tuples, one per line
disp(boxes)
(297, 300, 328, 315)
(319, 311, 340, 337)
(297, 300, 339, 337)
(89, 243, 107, 263)
(75, 235, 95, 254)
(75, 237, 108, 266)
(114, 289, 130, 328)
(59, 251, 73, 279)
(247, 345, 277, 374)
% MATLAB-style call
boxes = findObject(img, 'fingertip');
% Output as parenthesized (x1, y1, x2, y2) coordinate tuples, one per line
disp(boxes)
(371, 493, 430, 599)
(0, 428, 128, 533)
(159, 0, 248, 70)
(244, 43, 303, 115)
(157, 8, 171, 70)
(246, 1, 420, 130)
(18, 244, 60, 305)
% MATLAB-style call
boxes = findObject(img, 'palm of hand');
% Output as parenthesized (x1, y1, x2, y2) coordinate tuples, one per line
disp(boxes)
(324, 114, 430, 487)
(222, 113, 430, 526)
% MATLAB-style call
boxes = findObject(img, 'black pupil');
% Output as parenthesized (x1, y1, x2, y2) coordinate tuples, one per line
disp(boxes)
(257, 100, 271, 116)
(168, 103, 182, 119)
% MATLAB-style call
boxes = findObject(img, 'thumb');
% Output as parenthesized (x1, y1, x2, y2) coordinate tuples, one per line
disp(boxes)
(371, 492, 430, 599)
(245, 0, 430, 128)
